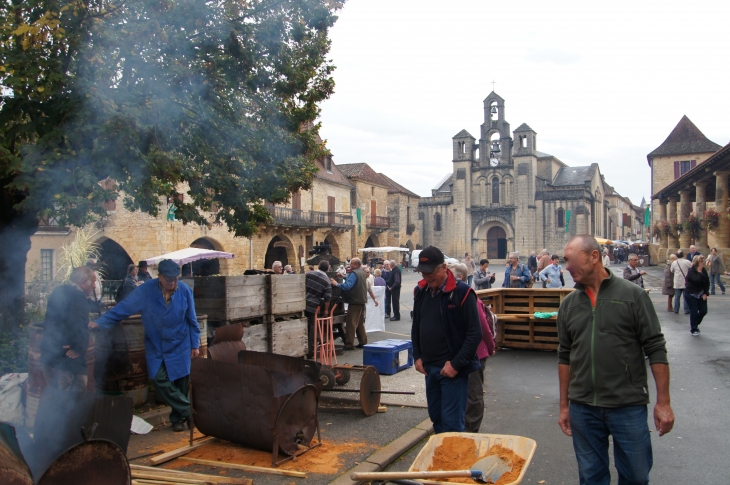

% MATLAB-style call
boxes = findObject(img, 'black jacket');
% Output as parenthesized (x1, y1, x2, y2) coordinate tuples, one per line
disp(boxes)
(685, 267, 710, 295)
(40, 284, 91, 374)
(386, 266, 402, 289)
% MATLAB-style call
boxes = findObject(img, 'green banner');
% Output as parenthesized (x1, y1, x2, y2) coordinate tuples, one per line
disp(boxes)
(356, 208, 361, 235)
(565, 210, 571, 233)
(644, 206, 651, 227)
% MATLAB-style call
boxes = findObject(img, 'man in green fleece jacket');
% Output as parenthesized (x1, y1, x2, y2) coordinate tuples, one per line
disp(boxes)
(557, 235, 675, 485)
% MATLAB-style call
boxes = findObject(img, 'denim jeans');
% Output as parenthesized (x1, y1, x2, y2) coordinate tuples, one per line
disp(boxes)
(570, 402, 652, 485)
(685, 294, 707, 333)
(467, 275, 474, 288)
(673, 289, 688, 313)
(710, 273, 725, 294)
(424, 364, 469, 434)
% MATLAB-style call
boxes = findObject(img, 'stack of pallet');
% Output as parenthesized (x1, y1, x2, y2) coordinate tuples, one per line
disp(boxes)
(193, 274, 307, 358)
(476, 288, 574, 350)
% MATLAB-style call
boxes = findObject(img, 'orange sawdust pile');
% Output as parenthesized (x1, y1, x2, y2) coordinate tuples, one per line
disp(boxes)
(427, 437, 526, 484)
(165, 438, 371, 475)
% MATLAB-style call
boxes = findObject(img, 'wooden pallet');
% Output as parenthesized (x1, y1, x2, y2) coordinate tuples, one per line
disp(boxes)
(476, 288, 573, 351)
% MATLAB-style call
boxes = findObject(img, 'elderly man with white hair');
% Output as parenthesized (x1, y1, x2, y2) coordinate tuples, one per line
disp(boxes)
(386, 260, 402, 321)
(271, 261, 283, 274)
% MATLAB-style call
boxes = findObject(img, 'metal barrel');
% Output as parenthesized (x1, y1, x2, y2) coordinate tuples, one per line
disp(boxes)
(95, 316, 148, 406)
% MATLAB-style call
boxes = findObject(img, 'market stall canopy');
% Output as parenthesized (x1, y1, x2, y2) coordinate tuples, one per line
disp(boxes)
(145, 248, 234, 266)
(357, 247, 410, 253)
(594, 238, 614, 245)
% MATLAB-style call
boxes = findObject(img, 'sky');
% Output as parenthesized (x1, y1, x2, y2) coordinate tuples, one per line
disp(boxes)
(318, 0, 730, 205)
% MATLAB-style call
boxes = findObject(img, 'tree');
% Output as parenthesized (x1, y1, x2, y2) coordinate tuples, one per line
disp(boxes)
(0, 0, 344, 333)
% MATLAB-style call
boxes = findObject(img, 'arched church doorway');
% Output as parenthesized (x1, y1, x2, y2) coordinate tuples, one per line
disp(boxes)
(96, 238, 133, 281)
(265, 235, 290, 270)
(487, 226, 507, 259)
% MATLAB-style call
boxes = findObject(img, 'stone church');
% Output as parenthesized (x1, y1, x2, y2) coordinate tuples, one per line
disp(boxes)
(418, 92, 609, 261)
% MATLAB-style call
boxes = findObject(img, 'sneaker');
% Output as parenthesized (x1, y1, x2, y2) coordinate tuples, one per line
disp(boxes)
(691, 331, 699, 336)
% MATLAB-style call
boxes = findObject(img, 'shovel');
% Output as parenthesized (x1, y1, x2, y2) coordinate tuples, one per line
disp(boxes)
(351, 455, 513, 483)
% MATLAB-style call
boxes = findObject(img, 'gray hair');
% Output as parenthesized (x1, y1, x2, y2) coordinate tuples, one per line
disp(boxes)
(272, 261, 283, 269)
(509, 252, 519, 259)
(566, 235, 600, 256)
(542, 249, 549, 255)
(448, 263, 469, 282)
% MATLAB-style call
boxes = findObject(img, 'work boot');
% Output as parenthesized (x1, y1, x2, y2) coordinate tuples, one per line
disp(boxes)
(172, 421, 185, 432)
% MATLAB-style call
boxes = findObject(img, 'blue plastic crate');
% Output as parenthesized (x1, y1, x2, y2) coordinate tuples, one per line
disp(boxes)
(363, 339, 413, 375)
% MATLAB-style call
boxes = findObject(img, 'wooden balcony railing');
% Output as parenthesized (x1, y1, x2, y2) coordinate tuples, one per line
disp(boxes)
(267, 206, 353, 230)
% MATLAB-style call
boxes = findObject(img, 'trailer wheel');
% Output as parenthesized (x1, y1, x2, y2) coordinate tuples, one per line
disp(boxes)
(319, 369, 336, 390)
(334, 368, 351, 385)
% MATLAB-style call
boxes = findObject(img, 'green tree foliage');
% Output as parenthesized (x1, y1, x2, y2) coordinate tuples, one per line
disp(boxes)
(0, 0, 342, 235)
(0, 0, 344, 334)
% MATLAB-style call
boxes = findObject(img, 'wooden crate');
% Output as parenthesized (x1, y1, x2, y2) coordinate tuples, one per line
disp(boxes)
(193, 275, 268, 322)
(268, 274, 306, 316)
(241, 318, 308, 358)
(242, 323, 268, 353)
(475, 288, 573, 351)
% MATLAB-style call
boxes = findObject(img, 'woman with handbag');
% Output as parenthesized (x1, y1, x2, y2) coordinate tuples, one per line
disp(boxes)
(685, 255, 710, 336)
(662, 254, 677, 311)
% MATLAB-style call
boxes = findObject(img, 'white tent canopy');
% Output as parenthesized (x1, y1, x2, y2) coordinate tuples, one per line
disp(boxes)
(145, 248, 235, 266)
(357, 246, 410, 253)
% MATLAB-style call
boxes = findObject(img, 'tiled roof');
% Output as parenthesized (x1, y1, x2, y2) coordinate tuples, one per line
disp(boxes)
(647, 115, 721, 162)
(552, 164, 597, 186)
(378, 173, 421, 198)
(514, 123, 535, 133)
(453, 129, 475, 139)
(536, 150, 554, 158)
(434, 173, 453, 193)
(314, 156, 355, 188)
(337, 163, 391, 187)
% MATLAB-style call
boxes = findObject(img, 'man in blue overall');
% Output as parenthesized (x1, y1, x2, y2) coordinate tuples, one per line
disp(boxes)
(94, 259, 200, 432)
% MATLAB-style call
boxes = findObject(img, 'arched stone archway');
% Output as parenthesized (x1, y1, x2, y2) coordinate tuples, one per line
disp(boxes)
(365, 233, 380, 248)
(94, 237, 133, 281)
(184, 237, 225, 276)
(264, 234, 296, 271)
(324, 233, 340, 259)
(472, 218, 514, 261)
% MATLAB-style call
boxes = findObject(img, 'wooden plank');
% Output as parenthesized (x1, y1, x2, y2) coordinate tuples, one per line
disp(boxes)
(132, 478, 206, 485)
(149, 437, 216, 465)
(131, 471, 251, 485)
(180, 457, 307, 478)
(242, 324, 268, 353)
(271, 319, 307, 357)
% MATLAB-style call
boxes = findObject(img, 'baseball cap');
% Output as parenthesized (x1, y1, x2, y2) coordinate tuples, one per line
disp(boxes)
(158, 259, 181, 277)
(415, 246, 445, 273)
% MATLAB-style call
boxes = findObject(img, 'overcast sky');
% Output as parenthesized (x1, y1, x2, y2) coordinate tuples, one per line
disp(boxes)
(318, 0, 730, 205)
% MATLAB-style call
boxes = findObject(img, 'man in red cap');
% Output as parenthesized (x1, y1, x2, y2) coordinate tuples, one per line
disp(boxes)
(411, 246, 482, 433)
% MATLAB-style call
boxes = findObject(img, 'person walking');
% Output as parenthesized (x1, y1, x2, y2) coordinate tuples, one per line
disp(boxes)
(305, 261, 332, 359)
(93, 259, 200, 432)
(671, 250, 692, 314)
(622, 253, 647, 287)
(685, 255, 709, 336)
(539, 255, 564, 288)
(386, 259, 402, 321)
(662, 255, 677, 312)
(558, 235, 674, 485)
(706, 247, 725, 295)
(527, 251, 538, 277)
(601, 248, 610, 267)
(473, 259, 495, 290)
(462, 253, 477, 287)
(502, 253, 531, 288)
(330, 258, 368, 350)
(40, 267, 97, 391)
(411, 246, 482, 433)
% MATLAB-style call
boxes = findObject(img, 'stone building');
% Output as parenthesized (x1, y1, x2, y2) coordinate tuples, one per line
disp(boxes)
(648, 115, 721, 227)
(605, 189, 647, 242)
(378, 173, 421, 251)
(336, 163, 392, 256)
(652, 140, 730, 262)
(418, 91, 609, 261)
(26, 152, 357, 284)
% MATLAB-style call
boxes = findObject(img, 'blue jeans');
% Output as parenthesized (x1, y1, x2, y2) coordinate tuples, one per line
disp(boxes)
(710, 273, 725, 294)
(424, 364, 469, 434)
(467, 275, 474, 287)
(570, 402, 652, 485)
(673, 289, 688, 313)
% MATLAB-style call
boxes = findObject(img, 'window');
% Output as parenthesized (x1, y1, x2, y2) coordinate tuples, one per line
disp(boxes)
(674, 160, 696, 179)
(491, 177, 500, 204)
(371, 186, 375, 196)
(292, 191, 301, 211)
(557, 208, 565, 228)
(521, 136, 527, 148)
(434, 212, 442, 232)
(41, 249, 53, 281)
(324, 156, 332, 173)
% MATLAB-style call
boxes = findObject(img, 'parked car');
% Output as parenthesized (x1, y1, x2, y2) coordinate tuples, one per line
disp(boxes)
(410, 249, 459, 270)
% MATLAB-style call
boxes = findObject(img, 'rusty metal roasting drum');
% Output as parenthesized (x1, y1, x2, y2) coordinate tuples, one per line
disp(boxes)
(191, 348, 322, 466)
(36, 440, 130, 485)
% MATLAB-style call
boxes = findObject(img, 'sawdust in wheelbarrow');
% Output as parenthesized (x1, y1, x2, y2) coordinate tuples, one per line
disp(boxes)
(165, 439, 372, 475)
(427, 436, 526, 484)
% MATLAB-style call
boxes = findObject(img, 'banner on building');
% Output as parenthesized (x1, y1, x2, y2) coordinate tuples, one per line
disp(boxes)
(565, 210, 571, 233)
